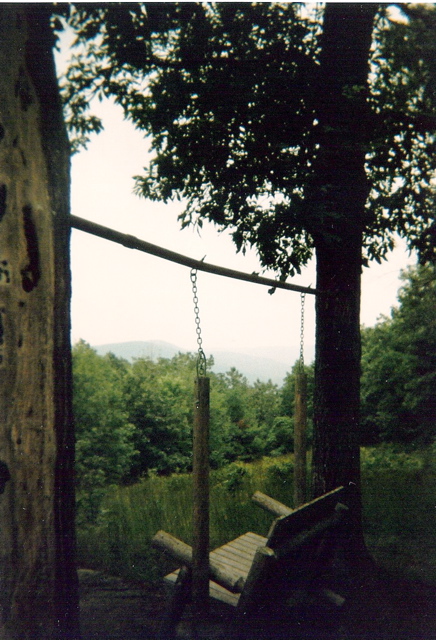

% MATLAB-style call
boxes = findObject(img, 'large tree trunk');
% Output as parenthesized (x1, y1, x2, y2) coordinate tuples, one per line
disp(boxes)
(0, 6, 79, 639)
(309, 4, 377, 544)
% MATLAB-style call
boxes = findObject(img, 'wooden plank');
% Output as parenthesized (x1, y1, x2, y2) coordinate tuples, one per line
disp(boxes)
(163, 532, 268, 608)
(227, 532, 267, 550)
(211, 550, 252, 574)
(267, 486, 346, 549)
(213, 543, 256, 565)
(211, 551, 252, 575)
(211, 533, 266, 576)
(214, 535, 265, 557)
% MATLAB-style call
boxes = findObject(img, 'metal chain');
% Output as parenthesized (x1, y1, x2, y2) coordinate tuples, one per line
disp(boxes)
(190, 269, 207, 376)
(299, 292, 306, 369)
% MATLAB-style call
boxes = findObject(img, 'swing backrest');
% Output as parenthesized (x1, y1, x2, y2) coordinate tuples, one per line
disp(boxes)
(266, 486, 348, 549)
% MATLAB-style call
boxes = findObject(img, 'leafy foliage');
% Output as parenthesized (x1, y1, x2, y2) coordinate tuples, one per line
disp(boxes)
(73, 341, 137, 522)
(60, 3, 436, 275)
(361, 264, 436, 444)
(72, 343, 297, 519)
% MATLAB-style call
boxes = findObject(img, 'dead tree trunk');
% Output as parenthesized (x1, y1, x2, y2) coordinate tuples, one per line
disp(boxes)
(0, 6, 79, 639)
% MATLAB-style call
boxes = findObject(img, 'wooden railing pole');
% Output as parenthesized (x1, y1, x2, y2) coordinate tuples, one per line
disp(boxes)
(192, 376, 210, 614)
(294, 367, 307, 507)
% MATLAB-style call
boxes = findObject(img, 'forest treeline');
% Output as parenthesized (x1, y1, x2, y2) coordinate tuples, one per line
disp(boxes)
(74, 265, 435, 521)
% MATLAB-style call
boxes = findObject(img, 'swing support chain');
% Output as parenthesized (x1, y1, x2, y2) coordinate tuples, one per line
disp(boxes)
(190, 269, 207, 377)
(299, 292, 306, 370)
(294, 291, 307, 507)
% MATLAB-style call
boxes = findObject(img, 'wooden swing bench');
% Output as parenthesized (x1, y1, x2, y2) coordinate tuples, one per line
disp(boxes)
(152, 486, 351, 638)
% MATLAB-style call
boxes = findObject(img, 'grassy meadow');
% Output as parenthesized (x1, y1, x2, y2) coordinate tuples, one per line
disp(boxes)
(76, 445, 436, 586)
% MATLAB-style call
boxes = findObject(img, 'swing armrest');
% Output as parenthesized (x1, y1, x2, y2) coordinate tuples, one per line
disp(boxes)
(152, 530, 245, 594)
(252, 491, 293, 517)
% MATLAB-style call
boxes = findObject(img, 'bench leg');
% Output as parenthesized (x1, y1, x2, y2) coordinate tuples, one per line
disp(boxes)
(158, 566, 192, 640)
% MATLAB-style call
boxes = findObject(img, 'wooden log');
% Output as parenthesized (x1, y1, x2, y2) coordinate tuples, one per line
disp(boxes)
(193, 376, 210, 613)
(252, 491, 293, 517)
(294, 367, 307, 507)
(152, 530, 245, 594)
(70, 215, 318, 296)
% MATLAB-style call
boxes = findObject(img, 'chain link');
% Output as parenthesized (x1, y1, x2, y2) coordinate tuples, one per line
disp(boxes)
(299, 292, 306, 369)
(190, 269, 207, 376)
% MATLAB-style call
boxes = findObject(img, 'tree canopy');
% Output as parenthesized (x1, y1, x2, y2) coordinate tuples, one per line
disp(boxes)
(61, 2, 436, 276)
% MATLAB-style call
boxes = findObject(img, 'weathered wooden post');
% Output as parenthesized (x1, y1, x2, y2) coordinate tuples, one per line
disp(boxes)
(293, 367, 307, 508)
(0, 5, 79, 638)
(192, 376, 210, 614)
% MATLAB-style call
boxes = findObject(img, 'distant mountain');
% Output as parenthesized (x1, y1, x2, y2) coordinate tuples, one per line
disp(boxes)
(93, 340, 303, 385)
(211, 351, 292, 385)
(237, 345, 315, 366)
(94, 340, 181, 362)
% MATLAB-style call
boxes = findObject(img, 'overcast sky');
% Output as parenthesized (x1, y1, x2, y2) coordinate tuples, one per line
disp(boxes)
(68, 98, 414, 358)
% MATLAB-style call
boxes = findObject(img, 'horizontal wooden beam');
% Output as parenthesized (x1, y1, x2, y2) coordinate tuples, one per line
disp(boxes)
(70, 215, 317, 296)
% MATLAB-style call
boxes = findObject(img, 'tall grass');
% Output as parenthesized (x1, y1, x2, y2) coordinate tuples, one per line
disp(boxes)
(77, 446, 436, 586)
(361, 444, 436, 584)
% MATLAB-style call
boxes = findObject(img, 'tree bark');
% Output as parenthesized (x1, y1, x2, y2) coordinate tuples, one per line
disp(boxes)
(0, 6, 79, 639)
(308, 4, 377, 542)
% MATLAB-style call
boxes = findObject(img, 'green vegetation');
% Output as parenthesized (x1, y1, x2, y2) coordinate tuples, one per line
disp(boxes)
(73, 341, 313, 523)
(361, 264, 436, 445)
(76, 446, 436, 586)
(73, 265, 435, 524)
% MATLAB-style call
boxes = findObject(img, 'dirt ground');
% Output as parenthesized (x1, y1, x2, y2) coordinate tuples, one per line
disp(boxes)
(79, 565, 436, 640)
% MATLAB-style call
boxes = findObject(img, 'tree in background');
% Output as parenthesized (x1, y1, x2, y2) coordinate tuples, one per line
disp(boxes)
(122, 354, 194, 478)
(73, 341, 137, 522)
(61, 3, 436, 550)
(361, 265, 436, 445)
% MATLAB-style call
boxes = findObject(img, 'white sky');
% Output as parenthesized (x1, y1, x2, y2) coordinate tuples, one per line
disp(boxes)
(69, 100, 414, 355)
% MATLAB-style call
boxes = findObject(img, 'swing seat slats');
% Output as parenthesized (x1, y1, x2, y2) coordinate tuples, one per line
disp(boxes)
(164, 531, 267, 607)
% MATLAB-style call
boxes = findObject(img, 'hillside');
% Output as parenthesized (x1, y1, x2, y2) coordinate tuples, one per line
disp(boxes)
(93, 340, 314, 385)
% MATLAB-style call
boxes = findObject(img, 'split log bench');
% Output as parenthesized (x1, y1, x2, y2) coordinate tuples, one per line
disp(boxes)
(152, 486, 351, 638)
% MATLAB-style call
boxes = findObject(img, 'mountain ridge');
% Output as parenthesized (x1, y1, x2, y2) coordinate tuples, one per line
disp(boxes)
(93, 340, 314, 385)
